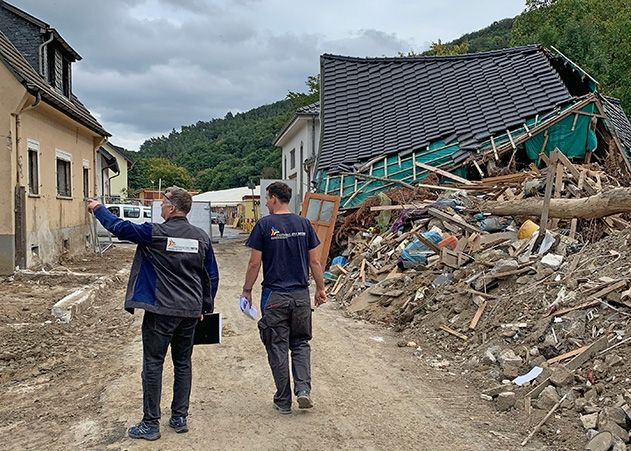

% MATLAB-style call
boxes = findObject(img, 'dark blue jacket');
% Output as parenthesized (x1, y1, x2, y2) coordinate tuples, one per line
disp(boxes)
(94, 205, 219, 317)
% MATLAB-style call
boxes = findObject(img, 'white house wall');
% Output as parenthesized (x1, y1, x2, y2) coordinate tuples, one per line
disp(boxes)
(280, 117, 320, 208)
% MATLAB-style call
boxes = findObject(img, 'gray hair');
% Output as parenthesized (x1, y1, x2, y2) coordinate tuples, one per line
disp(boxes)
(164, 186, 192, 214)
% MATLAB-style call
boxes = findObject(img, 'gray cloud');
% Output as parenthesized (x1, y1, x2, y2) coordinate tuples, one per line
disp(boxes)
(12, 0, 525, 149)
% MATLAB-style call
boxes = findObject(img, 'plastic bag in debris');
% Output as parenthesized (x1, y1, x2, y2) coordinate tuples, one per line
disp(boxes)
(399, 230, 443, 263)
(331, 255, 348, 267)
(527, 230, 557, 255)
(479, 216, 510, 233)
(433, 198, 465, 211)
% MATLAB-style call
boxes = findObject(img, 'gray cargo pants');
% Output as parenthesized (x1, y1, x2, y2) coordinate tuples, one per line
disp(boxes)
(257, 289, 312, 409)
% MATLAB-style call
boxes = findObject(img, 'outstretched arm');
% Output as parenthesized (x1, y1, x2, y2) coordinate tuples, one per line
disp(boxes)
(88, 200, 152, 245)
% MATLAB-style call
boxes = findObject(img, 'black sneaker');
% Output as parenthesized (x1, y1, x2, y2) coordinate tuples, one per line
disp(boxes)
(127, 421, 161, 441)
(296, 391, 314, 409)
(273, 402, 292, 415)
(169, 416, 189, 433)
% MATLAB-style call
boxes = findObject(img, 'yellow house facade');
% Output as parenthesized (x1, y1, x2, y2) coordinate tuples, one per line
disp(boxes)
(0, 3, 109, 274)
(97, 142, 133, 202)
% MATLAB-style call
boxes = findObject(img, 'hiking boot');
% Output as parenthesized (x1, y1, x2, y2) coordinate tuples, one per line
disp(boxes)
(273, 402, 292, 415)
(296, 391, 314, 409)
(127, 421, 161, 441)
(169, 416, 189, 433)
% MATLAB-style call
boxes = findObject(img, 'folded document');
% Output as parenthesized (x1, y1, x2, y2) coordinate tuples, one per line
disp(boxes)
(239, 296, 257, 320)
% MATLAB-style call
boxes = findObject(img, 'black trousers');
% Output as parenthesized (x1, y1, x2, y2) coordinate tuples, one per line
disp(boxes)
(218, 223, 225, 237)
(141, 311, 198, 426)
(257, 290, 312, 408)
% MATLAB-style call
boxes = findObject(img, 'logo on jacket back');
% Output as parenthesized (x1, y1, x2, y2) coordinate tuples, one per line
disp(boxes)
(166, 237, 199, 253)
(270, 226, 306, 240)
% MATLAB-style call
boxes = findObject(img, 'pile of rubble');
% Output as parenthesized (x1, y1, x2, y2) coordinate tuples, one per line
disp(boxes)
(327, 154, 631, 449)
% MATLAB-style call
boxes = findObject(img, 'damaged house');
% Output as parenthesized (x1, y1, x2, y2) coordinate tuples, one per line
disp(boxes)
(0, 1, 109, 275)
(315, 45, 631, 208)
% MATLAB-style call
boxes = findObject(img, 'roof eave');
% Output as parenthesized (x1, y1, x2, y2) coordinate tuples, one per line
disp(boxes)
(273, 114, 316, 147)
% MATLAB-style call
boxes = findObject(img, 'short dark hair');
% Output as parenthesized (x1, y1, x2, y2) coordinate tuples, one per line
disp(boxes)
(164, 186, 192, 213)
(267, 182, 292, 204)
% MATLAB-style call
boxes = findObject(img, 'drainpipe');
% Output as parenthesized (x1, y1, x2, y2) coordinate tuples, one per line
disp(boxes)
(15, 91, 42, 182)
(94, 137, 108, 202)
(38, 32, 54, 77)
(310, 115, 316, 189)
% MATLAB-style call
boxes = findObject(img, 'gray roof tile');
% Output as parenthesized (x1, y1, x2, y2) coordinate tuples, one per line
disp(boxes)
(603, 96, 631, 151)
(319, 45, 575, 172)
(0, 29, 108, 136)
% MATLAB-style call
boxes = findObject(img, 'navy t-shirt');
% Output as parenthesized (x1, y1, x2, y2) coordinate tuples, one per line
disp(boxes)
(245, 213, 320, 291)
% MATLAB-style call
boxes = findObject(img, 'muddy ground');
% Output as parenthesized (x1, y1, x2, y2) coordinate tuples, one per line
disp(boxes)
(0, 240, 551, 450)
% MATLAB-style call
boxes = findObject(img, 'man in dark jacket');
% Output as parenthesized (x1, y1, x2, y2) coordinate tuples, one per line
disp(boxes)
(88, 186, 219, 441)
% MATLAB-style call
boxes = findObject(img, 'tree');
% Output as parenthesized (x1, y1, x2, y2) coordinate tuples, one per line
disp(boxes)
(287, 75, 320, 109)
(511, 0, 631, 112)
(425, 39, 470, 56)
(144, 158, 194, 189)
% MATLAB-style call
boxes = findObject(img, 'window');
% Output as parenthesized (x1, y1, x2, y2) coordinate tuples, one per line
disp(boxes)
(27, 140, 39, 195)
(62, 60, 70, 97)
(56, 150, 72, 197)
(123, 206, 141, 218)
(107, 206, 120, 216)
(83, 167, 89, 199)
(290, 148, 296, 170)
(143, 209, 152, 219)
(47, 46, 55, 86)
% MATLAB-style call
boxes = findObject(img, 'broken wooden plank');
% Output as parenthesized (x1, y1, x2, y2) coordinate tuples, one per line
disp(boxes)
(427, 207, 479, 233)
(414, 162, 473, 185)
(549, 161, 565, 229)
(359, 259, 366, 284)
(551, 280, 627, 316)
(331, 276, 345, 295)
(440, 325, 468, 341)
(521, 393, 568, 446)
(416, 183, 463, 192)
(464, 289, 498, 300)
(415, 233, 441, 254)
(469, 301, 487, 330)
(526, 336, 608, 399)
(340, 171, 415, 189)
(335, 264, 348, 275)
(489, 266, 535, 280)
(472, 159, 485, 178)
(533, 149, 558, 251)
(546, 345, 589, 365)
(370, 203, 430, 212)
(555, 151, 596, 195)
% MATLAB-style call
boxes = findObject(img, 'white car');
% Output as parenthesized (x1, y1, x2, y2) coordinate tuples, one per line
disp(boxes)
(95, 204, 151, 236)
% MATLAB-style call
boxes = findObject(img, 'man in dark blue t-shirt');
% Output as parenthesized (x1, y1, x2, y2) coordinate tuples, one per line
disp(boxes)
(242, 182, 326, 414)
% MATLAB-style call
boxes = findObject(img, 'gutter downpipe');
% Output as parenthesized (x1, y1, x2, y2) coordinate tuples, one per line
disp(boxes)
(38, 32, 54, 77)
(313, 58, 324, 190)
(12, 90, 43, 269)
(94, 137, 108, 202)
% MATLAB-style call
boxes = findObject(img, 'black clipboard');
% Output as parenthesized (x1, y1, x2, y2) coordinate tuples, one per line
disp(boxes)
(193, 313, 222, 345)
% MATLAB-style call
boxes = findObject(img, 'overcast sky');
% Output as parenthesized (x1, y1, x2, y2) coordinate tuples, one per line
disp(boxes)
(14, 0, 525, 150)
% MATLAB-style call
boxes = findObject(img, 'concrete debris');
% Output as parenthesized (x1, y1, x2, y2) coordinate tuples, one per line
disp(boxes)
(536, 386, 561, 411)
(328, 159, 631, 448)
(580, 412, 599, 430)
(584, 431, 614, 451)
(495, 391, 516, 411)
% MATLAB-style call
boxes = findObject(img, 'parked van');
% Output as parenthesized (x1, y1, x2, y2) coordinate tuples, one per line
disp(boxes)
(95, 204, 152, 236)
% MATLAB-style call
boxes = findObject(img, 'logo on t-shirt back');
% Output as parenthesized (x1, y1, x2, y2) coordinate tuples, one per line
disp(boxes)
(270, 226, 306, 240)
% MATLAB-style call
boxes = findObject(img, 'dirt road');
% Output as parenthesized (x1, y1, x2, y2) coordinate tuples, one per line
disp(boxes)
(0, 240, 547, 450)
